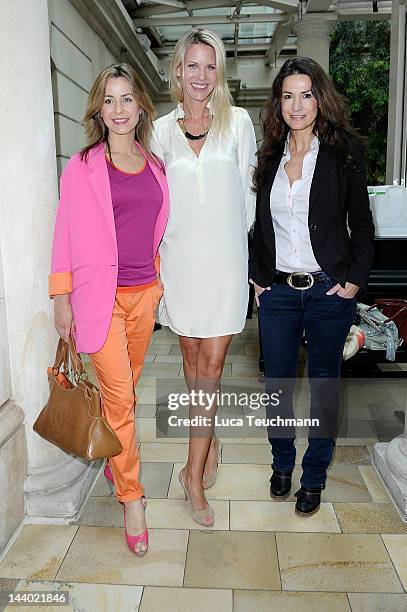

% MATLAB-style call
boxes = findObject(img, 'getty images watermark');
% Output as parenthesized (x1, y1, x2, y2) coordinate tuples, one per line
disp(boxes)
(166, 389, 320, 429)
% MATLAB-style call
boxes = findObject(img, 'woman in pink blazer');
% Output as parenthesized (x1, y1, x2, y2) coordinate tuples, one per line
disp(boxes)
(50, 63, 169, 557)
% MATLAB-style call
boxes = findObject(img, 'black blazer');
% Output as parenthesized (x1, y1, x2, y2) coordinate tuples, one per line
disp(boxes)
(249, 141, 375, 291)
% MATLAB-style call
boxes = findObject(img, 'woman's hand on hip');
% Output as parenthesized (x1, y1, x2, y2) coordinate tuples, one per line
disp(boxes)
(53, 294, 74, 343)
(253, 282, 266, 307)
(326, 281, 359, 299)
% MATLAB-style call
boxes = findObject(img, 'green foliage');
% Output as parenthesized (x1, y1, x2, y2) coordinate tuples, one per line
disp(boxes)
(330, 20, 391, 184)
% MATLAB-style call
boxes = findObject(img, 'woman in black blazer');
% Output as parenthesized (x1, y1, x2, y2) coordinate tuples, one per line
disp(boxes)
(249, 57, 375, 516)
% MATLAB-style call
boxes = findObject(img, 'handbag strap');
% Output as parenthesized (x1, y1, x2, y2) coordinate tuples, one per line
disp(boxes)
(375, 299, 407, 306)
(52, 339, 69, 373)
(68, 335, 86, 380)
(370, 302, 407, 324)
(51, 337, 86, 381)
(380, 306, 407, 323)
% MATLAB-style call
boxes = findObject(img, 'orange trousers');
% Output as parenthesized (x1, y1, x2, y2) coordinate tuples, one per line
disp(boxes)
(90, 283, 162, 503)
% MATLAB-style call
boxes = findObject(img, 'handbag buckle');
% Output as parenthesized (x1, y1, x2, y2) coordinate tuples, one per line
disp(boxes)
(287, 272, 314, 291)
(74, 370, 88, 383)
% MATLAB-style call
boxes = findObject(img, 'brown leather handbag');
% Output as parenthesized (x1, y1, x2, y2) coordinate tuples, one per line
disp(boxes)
(33, 337, 122, 461)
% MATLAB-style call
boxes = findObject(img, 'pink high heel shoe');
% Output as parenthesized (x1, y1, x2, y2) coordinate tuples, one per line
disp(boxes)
(124, 498, 149, 557)
(104, 464, 115, 494)
(104, 464, 149, 557)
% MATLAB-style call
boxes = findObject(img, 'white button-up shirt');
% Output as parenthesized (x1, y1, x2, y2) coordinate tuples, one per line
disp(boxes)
(270, 134, 321, 273)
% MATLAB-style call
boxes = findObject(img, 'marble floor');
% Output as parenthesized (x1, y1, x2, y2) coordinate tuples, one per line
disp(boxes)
(1, 318, 407, 612)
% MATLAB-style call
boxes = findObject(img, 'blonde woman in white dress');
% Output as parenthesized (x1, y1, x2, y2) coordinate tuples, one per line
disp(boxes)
(153, 28, 256, 526)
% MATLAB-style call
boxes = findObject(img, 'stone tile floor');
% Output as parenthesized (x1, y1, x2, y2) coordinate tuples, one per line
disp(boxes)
(1, 318, 407, 611)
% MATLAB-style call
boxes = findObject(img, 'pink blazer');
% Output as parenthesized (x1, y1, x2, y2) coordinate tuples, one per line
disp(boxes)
(49, 142, 169, 354)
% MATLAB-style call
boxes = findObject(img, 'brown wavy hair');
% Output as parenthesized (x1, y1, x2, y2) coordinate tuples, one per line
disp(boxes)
(253, 57, 361, 192)
(80, 63, 159, 166)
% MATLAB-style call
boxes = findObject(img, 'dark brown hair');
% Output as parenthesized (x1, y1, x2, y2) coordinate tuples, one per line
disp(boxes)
(253, 57, 361, 192)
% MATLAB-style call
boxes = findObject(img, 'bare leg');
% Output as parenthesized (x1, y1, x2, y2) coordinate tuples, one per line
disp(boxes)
(179, 335, 232, 511)
(179, 336, 200, 392)
(179, 336, 226, 483)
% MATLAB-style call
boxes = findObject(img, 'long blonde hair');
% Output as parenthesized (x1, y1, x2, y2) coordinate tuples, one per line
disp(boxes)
(80, 63, 158, 164)
(169, 28, 233, 136)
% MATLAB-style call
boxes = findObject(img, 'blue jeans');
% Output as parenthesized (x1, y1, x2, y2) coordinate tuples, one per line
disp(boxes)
(258, 273, 356, 488)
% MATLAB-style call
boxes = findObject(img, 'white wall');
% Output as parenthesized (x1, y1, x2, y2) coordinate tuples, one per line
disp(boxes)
(227, 57, 276, 89)
(48, 0, 118, 175)
(0, 0, 128, 558)
(0, 0, 57, 557)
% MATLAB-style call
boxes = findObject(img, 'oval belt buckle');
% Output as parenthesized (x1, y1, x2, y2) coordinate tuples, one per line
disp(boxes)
(287, 271, 314, 290)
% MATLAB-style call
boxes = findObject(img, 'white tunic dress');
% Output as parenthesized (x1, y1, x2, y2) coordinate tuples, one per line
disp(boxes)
(152, 105, 257, 337)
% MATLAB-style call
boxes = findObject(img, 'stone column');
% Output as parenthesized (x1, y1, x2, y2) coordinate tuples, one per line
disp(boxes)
(373, 1, 407, 523)
(386, 0, 407, 184)
(373, 400, 407, 521)
(294, 15, 335, 73)
(0, 0, 98, 531)
(0, 242, 11, 407)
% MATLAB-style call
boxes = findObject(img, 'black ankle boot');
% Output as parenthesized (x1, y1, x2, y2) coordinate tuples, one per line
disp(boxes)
(269, 468, 293, 500)
(294, 484, 325, 516)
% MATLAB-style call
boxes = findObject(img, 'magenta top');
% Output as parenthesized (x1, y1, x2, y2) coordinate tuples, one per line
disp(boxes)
(107, 157, 163, 287)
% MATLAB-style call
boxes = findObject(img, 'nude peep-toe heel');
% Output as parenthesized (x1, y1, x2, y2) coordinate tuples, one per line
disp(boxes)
(178, 469, 215, 527)
(203, 438, 222, 490)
